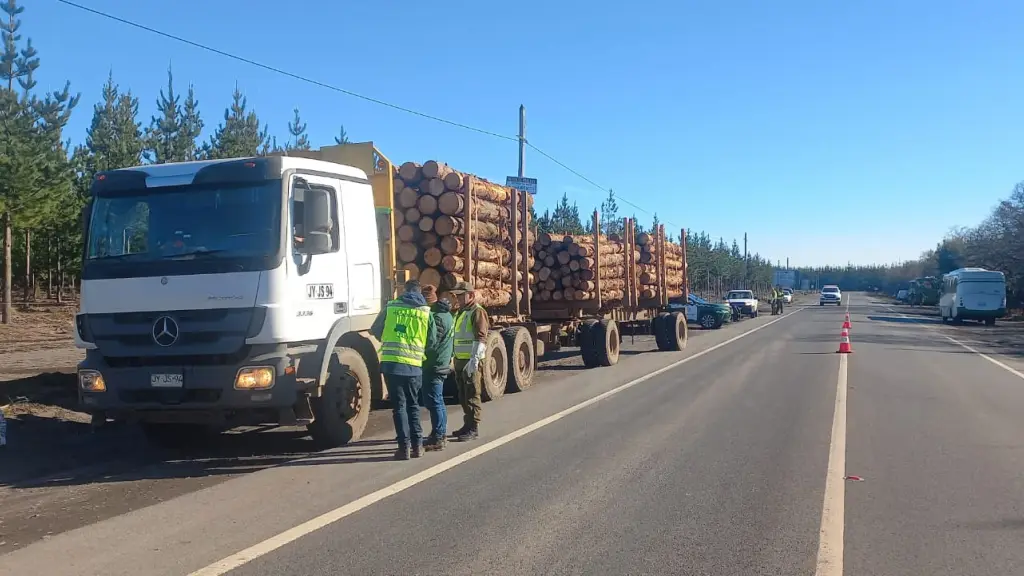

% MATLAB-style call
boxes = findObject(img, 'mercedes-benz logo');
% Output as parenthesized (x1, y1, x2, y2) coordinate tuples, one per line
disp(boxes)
(152, 316, 179, 347)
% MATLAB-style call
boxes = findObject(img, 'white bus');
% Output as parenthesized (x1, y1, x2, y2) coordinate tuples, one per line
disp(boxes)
(939, 267, 1007, 325)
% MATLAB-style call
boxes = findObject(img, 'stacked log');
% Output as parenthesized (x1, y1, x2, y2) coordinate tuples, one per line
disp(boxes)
(664, 239, 685, 298)
(636, 231, 686, 300)
(393, 160, 533, 308)
(530, 232, 630, 303)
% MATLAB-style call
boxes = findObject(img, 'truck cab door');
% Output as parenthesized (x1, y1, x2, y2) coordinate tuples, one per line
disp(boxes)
(288, 174, 349, 340)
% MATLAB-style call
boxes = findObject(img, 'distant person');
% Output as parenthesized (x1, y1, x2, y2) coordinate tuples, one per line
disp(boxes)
(420, 285, 454, 452)
(774, 284, 785, 314)
(448, 281, 489, 442)
(370, 279, 437, 460)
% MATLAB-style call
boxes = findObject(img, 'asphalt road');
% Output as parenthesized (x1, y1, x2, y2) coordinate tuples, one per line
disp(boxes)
(3, 293, 1024, 575)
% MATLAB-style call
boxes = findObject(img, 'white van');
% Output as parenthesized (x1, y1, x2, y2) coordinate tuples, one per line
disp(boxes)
(939, 267, 1007, 325)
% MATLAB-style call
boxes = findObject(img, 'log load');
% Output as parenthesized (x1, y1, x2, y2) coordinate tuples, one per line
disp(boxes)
(392, 160, 533, 309)
(638, 230, 685, 300)
(530, 234, 630, 304)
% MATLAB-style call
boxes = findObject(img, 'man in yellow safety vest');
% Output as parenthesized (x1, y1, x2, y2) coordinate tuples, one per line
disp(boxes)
(447, 281, 489, 442)
(370, 279, 437, 460)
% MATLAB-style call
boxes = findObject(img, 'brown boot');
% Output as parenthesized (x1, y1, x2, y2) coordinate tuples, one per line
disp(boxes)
(424, 434, 447, 452)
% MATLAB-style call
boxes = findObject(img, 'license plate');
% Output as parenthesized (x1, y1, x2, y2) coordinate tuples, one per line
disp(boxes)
(151, 373, 184, 388)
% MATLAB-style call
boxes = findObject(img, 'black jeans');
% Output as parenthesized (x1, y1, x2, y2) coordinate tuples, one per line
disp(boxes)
(385, 373, 424, 447)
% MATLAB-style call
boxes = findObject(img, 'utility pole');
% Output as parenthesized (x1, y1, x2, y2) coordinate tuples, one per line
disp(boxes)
(743, 233, 748, 288)
(518, 105, 526, 178)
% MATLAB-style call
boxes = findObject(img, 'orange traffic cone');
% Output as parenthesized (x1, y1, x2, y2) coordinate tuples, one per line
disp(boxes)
(837, 327, 853, 354)
(842, 317, 851, 330)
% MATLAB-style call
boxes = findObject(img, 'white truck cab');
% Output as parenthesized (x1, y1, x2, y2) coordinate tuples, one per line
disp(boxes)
(76, 155, 386, 447)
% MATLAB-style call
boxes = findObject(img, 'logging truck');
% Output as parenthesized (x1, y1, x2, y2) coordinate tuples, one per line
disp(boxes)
(73, 142, 689, 448)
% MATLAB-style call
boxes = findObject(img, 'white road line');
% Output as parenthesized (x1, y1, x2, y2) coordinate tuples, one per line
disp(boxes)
(944, 335, 1024, 380)
(882, 308, 1024, 380)
(188, 309, 804, 576)
(814, 352, 848, 576)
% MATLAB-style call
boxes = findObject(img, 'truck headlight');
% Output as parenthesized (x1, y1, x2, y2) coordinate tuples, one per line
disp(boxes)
(79, 370, 106, 392)
(234, 366, 275, 390)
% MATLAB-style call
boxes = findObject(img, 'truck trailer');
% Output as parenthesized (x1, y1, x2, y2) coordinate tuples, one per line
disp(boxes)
(74, 142, 690, 447)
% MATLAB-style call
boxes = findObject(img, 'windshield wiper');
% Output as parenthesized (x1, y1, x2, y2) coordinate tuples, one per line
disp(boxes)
(87, 253, 146, 262)
(163, 249, 229, 260)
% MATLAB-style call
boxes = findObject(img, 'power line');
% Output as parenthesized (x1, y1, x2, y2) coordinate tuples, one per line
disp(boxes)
(527, 143, 674, 226)
(53, 0, 676, 227)
(53, 0, 516, 142)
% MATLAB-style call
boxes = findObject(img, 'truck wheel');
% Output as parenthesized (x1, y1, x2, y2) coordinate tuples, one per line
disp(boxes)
(503, 327, 535, 392)
(140, 422, 215, 450)
(653, 313, 670, 351)
(661, 312, 688, 351)
(308, 347, 371, 448)
(699, 313, 717, 329)
(579, 319, 600, 367)
(481, 330, 508, 401)
(595, 319, 620, 367)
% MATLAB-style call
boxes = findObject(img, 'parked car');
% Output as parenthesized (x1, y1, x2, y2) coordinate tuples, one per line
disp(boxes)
(820, 285, 842, 306)
(725, 289, 759, 318)
(782, 288, 793, 304)
(666, 294, 733, 329)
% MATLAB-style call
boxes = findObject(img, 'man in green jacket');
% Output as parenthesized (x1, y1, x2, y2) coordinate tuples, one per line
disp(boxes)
(420, 285, 455, 452)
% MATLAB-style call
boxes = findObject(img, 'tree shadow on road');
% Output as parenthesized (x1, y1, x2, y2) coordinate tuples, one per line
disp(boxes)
(866, 315, 943, 325)
(3, 431, 403, 490)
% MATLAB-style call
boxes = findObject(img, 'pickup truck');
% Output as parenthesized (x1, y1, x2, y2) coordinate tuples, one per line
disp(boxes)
(724, 290, 759, 318)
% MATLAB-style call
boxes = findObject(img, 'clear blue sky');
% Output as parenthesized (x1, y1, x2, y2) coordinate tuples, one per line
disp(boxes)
(28, 0, 1024, 267)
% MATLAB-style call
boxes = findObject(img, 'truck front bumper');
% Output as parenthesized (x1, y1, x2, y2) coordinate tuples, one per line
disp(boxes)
(77, 345, 310, 425)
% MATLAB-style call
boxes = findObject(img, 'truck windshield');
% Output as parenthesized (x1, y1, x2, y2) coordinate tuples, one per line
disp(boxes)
(85, 181, 281, 277)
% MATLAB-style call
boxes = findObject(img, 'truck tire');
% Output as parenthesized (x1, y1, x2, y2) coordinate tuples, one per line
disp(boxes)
(503, 327, 535, 392)
(653, 313, 670, 351)
(481, 330, 508, 402)
(595, 319, 620, 367)
(661, 311, 688, 351)
(308, 347, 371, 448)
(580, 319, 601, 367)
(140, 422, 215, 450)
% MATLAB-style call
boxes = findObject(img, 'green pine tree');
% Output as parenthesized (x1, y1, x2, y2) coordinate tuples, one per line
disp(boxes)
(86, 72, 144, 173)
(203, 85, 269, 159)
(600, 189, 620, 236)
(551, 193, 584, 235)
(334, 124, 349, 145)
(286, 107, 310, 151)
(177, 82, 203, 161)
(0, 0, 77, 317)
(144, 66, 181, 164)
(144, 67, 202, 163)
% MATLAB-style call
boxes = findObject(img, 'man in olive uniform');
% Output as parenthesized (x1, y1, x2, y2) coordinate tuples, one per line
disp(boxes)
(773, 285, 785, 314)
(448, 281, 489, 442)
(370, 280, 437, 461)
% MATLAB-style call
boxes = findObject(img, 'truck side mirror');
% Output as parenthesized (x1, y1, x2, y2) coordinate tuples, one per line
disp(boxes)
(80, 201, 92, 233)
(298, 189, 333, 255)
